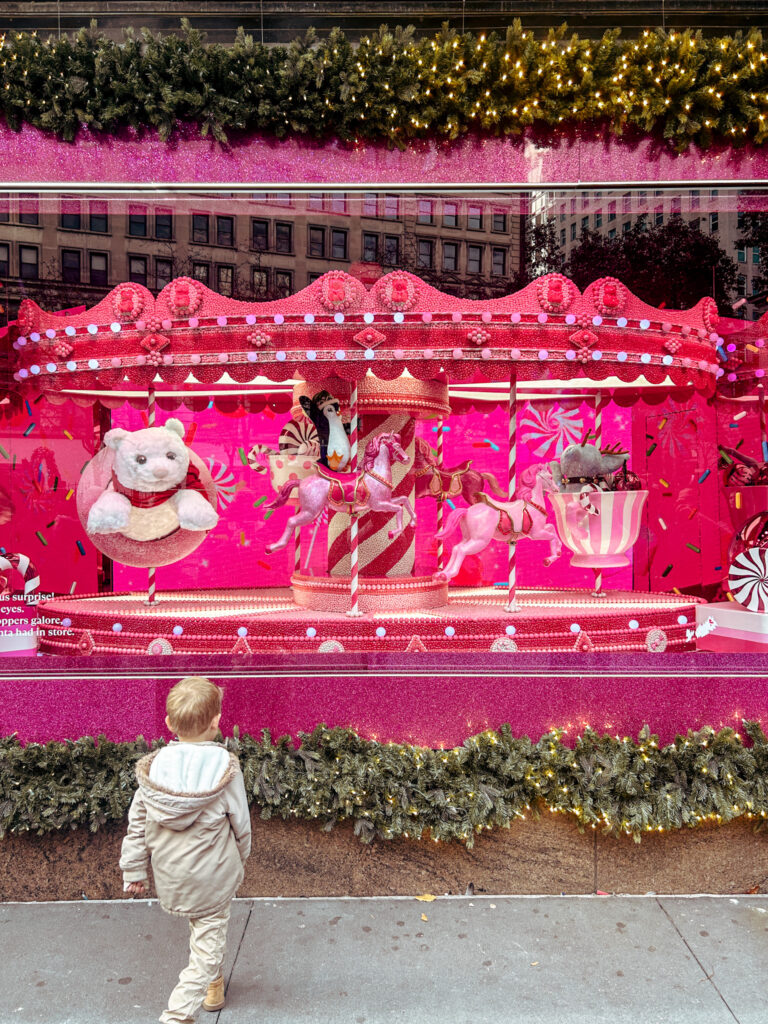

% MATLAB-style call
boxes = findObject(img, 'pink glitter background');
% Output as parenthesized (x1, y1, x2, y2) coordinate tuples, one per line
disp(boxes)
(1, 122, 767, 186)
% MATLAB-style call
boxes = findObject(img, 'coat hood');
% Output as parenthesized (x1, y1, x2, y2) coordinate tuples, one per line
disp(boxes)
(136, 743, 239, 831)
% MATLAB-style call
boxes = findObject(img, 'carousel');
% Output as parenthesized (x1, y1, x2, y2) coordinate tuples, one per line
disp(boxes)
(7, 269, 726, 655)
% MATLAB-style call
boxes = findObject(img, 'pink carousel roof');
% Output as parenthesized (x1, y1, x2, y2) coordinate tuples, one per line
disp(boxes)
(9, 270, 733, 397)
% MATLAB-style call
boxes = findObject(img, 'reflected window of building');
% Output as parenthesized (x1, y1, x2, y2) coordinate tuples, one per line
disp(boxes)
(362, 193, 378, 217)
(443, 241, 458, 271)
(492, 210, 507, 232)
(217, 264, 234, 295)
(467, 244, 482, 274)
(417, 238, 434, 269)
(128, 254, 147, 286)
(0, 242, 9, 277)
(443, 201, 458, 228)
(252, 219, 269, 251)
(89, 201, 108, 233)
(156, 258, 173, 290)
(331, 228, 348, 260)
(192, 213, 209, 244)
(384, 195, 399, 219)
(417, 199, 433, 224)
(275, 270, 292, 296)
(467, 204, 483, 230)
(61, 198, 81, 231)
(192, 262, 210, 286)
(155, 209, 173, 240)
(491, 247, 506, 276)
(19, 194, 39, 226)
(89, 251, 108, 288)
(61, 248, 81, 283)
(128, 205, 147, 237)
(275, 222, 293, 254)
(252, 268, 268, 295)
(362, 232, 378, 262)
(383, 235, 399, 265)
(308, 226, 325, 257)
(216, 216, 234, 247)
(19, 244, 39, 279)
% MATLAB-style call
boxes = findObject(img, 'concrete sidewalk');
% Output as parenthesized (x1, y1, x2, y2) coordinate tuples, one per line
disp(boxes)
(2, 895, 766, 1023)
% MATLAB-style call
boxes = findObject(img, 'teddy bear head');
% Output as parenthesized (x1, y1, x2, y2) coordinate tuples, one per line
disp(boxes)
(104, 418, 190, 492)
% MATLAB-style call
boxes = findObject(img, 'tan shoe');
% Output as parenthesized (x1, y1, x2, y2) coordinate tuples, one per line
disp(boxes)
(202, 974, 225, 1012)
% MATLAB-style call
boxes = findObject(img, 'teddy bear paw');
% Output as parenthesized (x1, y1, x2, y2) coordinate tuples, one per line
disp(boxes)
(177, 501, 218, 532)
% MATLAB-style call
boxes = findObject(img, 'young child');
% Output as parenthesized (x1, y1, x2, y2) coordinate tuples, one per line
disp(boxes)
(120, 676, 251, 1023)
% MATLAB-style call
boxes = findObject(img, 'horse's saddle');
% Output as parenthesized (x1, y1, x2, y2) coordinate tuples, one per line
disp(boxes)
(317, 464, 369, 514)
(416, 464, 468, 500)
(476, 491, 532, 538)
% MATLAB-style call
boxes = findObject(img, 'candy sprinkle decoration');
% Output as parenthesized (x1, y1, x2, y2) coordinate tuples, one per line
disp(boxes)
(728, 547, 768, 612)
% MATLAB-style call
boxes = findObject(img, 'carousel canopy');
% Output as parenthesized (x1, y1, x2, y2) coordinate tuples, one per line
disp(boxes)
(8, 270, 730, 397)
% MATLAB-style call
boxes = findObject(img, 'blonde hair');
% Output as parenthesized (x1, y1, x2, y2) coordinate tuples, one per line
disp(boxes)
(166, 676, 223, 737)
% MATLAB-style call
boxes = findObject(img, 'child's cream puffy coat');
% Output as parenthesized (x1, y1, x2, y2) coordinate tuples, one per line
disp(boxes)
(120, 742, 251, 918)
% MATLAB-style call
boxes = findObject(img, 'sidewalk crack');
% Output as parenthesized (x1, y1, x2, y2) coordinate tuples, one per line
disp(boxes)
(217, 900, 253, 1022)
(657, 898, 740, 1023)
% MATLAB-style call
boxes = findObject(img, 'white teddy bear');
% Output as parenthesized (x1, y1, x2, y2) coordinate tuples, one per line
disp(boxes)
(86, 418, 218, 541)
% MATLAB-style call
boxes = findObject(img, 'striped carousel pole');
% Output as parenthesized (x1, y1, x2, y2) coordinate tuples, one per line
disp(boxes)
(594, 389, 604, 449)
(759, 384, 767, 462)
(347, 383, 363, 617)
(435, 418, 445, 573)
(146, 384, 157, 605)
(505, 376, 519, 613)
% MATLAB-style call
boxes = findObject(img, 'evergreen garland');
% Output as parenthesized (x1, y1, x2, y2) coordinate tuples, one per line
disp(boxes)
(1, 723, 767, 846)
(0, 21, 765, 148)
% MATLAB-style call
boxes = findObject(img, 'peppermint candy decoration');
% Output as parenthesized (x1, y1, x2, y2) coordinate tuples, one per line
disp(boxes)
(536, 273, 574, 313)
(645, 627, 668, 653)
(594, 277, 627, 316)
(519, 403, 584, 458)
(379, 272, 419, 312)
(578, 485, 601, 516)
(147, 637, 174, 655)
(168, 277, 202, 314)
(318, 639, 345, 653)
(0, 552, 40, 600)
(728, 547, 768, 612)
(247, 443, 274, 474)
(112, 284, 144, 321)
(490, 637, 518, 652)
(205, 458, 238, 508)
(278, 418, 320, 455)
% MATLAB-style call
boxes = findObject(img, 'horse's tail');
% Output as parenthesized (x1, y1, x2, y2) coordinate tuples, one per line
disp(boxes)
(479, 471, 508, 500)
(435, 506, 466, 540)
(265, 479, 299, 510)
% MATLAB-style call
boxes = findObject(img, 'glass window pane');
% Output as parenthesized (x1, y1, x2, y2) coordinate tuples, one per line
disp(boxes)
(217, 265, 233, 295)
(216, 216, 234, 247)
(89, 251, 108, 287)
(252, 219, 269, 250)
(362, 233, 378, 262)
(192, 214, 209, 243)
(192, 262, 209, 285)
(128, 255, 147, 286)
(308, 227, 325, 257)
(61, 198, 81, 231)
(275, 222, 292, 253)
(155, 209, 173, 240)
(61, 249, 81, 283)
(128, 206, 147, 237)
(20, 245, 38, 279)
(331, 229, 348, 260)
(89, 201, 108, 233)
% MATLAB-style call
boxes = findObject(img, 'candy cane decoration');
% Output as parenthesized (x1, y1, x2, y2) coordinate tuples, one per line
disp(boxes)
(592, 569, 604, 598)
(147, 384, 157, 605)
(436, 418, 445, 573)
(0, 552, 40, 601)
(506, 376, 518, 613)
(347, 384, 363, 617)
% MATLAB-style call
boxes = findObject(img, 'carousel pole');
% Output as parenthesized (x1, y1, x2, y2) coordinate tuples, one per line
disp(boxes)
(759, 384, 767, 463)
(293, 526, 301, 578)
(505, 375, 518, 613)
(146, 384, 157, 605)
(347, 383, 363, 617)
(436, 417, 445, 573)
(594, 389, 604, 449)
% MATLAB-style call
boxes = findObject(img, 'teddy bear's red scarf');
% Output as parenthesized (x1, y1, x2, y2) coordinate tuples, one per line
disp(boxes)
(110, 463, 208, 509)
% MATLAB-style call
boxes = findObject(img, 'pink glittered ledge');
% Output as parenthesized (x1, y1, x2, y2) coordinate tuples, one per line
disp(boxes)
(0, 653, 766, 748)
(1, 121, 768, 186)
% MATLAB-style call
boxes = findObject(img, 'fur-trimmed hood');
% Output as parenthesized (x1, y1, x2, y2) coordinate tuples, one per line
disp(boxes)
(136, 742, 240, 832)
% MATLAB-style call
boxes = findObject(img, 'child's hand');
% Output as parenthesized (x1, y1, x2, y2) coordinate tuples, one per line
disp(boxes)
(126, 881, 147, 897)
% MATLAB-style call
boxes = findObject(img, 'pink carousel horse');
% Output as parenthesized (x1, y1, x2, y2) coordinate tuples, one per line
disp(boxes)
(265, 431, 416, 553)
(413, 437, 507, 505)
(433, 463, 562, 582)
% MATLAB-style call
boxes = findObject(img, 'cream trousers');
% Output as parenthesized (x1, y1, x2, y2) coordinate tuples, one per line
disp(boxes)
(159, 902, 232, 1023)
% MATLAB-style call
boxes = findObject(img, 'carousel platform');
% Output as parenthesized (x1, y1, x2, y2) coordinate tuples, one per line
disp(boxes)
(34, 586, 701, 655)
